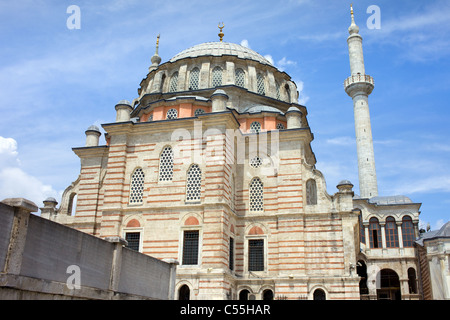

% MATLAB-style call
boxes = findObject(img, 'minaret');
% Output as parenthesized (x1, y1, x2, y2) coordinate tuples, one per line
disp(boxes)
(344, 5, 378, 198)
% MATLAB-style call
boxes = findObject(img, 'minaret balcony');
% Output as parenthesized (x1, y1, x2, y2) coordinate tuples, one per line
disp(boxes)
(344, 74, 374, 96)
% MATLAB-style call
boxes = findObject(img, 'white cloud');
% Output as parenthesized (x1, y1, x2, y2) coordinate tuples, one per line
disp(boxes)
(326, 136, 355, 146)
(0, 136, 60, 209)
(276, 57, 297, 71)
(264, 54, 274, 65)
(240, 39, 250, 48)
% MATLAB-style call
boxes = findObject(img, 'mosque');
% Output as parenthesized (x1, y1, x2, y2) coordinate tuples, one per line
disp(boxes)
(40, 6, 449, 300)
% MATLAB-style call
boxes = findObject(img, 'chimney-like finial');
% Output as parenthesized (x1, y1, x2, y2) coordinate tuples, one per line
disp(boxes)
(218, 22, 225, 42)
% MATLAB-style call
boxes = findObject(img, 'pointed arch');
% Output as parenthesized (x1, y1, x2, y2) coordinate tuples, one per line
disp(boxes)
(129, 167, 145, 205)
(159, 146, 174, 181)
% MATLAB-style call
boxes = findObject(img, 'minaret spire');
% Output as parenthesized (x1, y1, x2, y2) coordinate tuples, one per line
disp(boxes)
(149, 34, 161, 72)
(344, 5, 378, 198)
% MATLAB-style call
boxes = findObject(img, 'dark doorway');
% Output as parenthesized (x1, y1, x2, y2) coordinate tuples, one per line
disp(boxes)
(313, 289, 326, 300)
(239, 289, 249, 300)
(377, 269, 401, 300)
(263, 289, 274, 300)
(178, 284, 190, 300)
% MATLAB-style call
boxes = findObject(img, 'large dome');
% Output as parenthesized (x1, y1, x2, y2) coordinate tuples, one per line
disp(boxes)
(170, 42, 273, 66)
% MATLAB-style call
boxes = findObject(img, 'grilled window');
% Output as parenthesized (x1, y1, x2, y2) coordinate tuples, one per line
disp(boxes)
(166, 108, 178, 120)
(235, 68, 245, 87)
(186, 164, 201, 201)
(159, 146, 174, 181)
(189, 68, 200, 90)
(256, 73, 265, 95)
(182, 230, 199, 265)
(129, 168, 144, 204)
(250, 121, 261, 133)
(125, 232, 140, 252)
(169, 72, 179, 92)
(212, 66, 223, 87)
(249, 177, 263, 211)
(248, 239, 264, 271)
(276, 123, 285, 130)
(250, 156, 262, 168)
(194, 108, 205, 116)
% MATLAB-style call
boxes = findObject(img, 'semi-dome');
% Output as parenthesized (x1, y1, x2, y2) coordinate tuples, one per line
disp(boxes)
(170, 42, 273, 66)
(243, 105, 283, 115)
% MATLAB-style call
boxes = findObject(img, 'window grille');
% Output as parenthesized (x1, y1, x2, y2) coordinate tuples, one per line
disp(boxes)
(306, 179, 317, 205)
(194, 108, 205, 116)
(250, 121, 261, 133)
(248, 239, 264, 271)
(235, 68, 245, 87)
(402, 216, 415, 247)
(212, 66, 223, 87)
(166, 108, 178, 120)
(182, 230, 199, 265)
(276, 123, 285, 130)
(229, 237, 234, 270)
(257, 73, 265, 95)
(249, 178, 263, 211)
(385, 217, 399, 248)
(125, 232, 140, 252)
(189, 68, 200, 90)
(148, 114, 153, 121)
(129, 168, 144, 204)
(275, 81, 281, 99)
(169, 72, 179, 92)
(159, 146, 174, 181)
(250, 156, 262, 168)
(186, 164, 201, 201)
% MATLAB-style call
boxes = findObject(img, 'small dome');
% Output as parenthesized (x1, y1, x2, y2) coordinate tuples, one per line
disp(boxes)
(243, 105, 283, 115)
(86, 125, 100, 133)
(368, 195, 413, 205)
(211, 89, 229, 98)
(337, 179, 353, 186)
(44, 197, 57, 203)
(116, 99, 131, 106)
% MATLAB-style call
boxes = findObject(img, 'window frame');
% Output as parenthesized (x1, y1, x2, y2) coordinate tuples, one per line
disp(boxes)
(158, 146, 174, 182)
(369, 217, 382, 248)
(385, 216, 399, 248)
(186, 164, 202, 202)
(401, 216, 415, 248)
(249, 177, 264, 212)
(247, 238, 265, 272)
(181, 229, 200, 266)
(129, 167, 145, 205)
(123, 229, 143, 252)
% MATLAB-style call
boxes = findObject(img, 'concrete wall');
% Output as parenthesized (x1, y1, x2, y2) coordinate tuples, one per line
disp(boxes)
(0, 198, 177, 300)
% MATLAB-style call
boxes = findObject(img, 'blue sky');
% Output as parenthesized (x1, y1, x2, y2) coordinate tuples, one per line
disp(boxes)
(0, 0, 449, 230)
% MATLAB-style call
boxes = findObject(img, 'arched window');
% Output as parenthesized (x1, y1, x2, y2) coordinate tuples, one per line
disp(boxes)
(275, 81, 281, 99)
(235, 68, 245, 87)
(186, 164, 201, 201)
(402, 216, 415, 247)
(169, 72, 178, 92)
(212, 66, 223, 87)
(129, 168, 145, 204)
(250, 121, 261, 133)
(159, 146, 173, 181)
(306, 179, 317, 205)
(166, 108, 178, 120)
(68, 193, 78, 216)
(178, 285, 190, 300)
(256, 73, 265, 95)
(189, 67, 200, 90)
(369, 217, 382, 248)
(194, 108, 205, 116)
(313, 289, 326, 300)
(249, 177, 263, 211)
(385, 216, 399, 248)
(408, 268, 417, 294)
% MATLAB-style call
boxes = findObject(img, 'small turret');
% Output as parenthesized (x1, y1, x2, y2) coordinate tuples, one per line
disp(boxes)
(115, 100, 133, 122)
(285, 106, 302, 129)
(85, 125, 101, 147)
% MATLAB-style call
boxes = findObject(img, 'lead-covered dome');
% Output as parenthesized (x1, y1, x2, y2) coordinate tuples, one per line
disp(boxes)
(170, 42, 273, 66)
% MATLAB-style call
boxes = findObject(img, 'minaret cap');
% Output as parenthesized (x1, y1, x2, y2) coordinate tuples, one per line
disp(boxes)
(348, 4, 360, 35)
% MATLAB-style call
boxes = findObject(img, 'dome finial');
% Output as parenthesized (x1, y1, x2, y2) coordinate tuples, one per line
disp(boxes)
(150, 33, 161, 71)
(218, 22, 225, 42)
